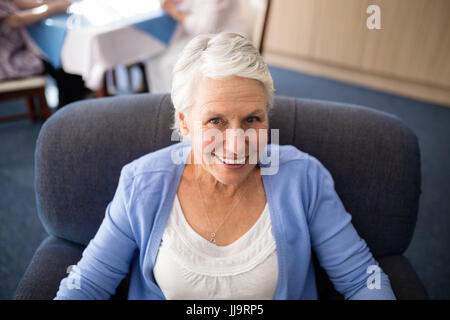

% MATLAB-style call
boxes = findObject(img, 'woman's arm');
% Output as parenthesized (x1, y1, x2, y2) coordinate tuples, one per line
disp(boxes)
(13, 0, 48, 10)
(306, 156, 396, 300)
(161, 0, 223, 35)
(3, 0, 71, 27)
(160, 0, 186, 23)
(54, 165, 138, 300)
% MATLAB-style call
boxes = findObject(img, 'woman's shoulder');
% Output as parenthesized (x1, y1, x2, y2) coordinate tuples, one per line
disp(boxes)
(121, 142, 189, 180)
(267, 144, 327, 176)
(276, 144, 309, 162)
(274, 145, 335, 188)
(265, 144, 312, 167)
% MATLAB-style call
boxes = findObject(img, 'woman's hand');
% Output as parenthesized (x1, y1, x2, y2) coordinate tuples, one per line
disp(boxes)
(160, 0, 178, 16)
(4, 0, 72, 27)
(49, 0, 72, 15)
(160, 0, 185, 23)
(13, 0, 48, 10)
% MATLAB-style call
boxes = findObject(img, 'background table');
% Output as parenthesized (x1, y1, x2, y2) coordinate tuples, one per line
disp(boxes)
(27, 0, 176, 90)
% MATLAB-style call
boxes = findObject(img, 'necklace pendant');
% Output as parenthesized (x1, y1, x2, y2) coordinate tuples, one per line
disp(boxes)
(210, 232, 216, 244)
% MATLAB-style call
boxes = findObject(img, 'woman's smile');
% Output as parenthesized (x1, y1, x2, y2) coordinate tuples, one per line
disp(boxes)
(213, 153, 248, 170)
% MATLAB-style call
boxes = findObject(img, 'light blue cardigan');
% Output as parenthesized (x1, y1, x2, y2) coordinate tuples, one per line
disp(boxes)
(55, 142, 396, 300)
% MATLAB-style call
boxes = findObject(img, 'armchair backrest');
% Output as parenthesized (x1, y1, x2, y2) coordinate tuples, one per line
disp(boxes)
(35, 94, 420, 258)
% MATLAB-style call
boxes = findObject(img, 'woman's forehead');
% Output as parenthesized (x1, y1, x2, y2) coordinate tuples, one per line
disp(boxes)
(194, 76, 267, 112)
(197, 76, 265, 96)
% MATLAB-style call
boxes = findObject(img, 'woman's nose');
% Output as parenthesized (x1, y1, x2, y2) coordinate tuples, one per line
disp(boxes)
(223, 128, 247, 158)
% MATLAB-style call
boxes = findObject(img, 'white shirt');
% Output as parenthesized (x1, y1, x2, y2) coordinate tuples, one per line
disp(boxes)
(153, 195, 278, 300)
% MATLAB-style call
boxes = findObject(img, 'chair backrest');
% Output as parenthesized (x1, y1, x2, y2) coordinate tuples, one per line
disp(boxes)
(238, 0, 271, 53)
(35, 94, 420, 258)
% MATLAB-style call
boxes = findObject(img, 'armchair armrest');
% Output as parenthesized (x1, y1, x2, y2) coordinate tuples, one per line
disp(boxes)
(313, 253, 428, 300)
(16, 238, 427, 300)
(13, 236, 84, 300)
(377, 255, 429, 300)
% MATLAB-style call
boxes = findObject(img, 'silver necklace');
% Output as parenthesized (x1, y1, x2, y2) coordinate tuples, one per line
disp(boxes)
(194, 168, 252, 245)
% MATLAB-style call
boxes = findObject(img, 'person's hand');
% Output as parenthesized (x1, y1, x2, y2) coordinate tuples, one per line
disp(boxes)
(160, 0, 177, 16)
(50, 0, 72, 14)
(160, 0, 185, 22)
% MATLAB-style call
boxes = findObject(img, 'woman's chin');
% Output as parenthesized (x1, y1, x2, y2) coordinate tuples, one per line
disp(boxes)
(210, 164, 257, 185)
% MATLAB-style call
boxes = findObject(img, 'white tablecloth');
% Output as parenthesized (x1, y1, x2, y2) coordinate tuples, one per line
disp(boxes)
(62, 24, 168, 89)
(46, 0, 175, 89)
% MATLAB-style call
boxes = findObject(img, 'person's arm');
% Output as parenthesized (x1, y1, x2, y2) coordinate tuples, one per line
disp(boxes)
(13, 0, 48, 10)
(161, 0, 222, 35)
(3, 0, 71, 27)
(306, 156, 396, 300)
(160, 0, 186, 23)
(54, 165, 138, 300)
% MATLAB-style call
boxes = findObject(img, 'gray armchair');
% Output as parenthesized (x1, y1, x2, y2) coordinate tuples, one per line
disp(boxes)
(13, 93, 428, 299)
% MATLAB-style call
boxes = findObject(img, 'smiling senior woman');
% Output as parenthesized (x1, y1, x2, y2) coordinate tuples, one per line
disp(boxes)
(55, 33, 396, 300)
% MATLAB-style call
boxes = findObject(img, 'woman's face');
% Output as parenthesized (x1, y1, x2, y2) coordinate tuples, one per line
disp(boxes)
(179, 76, 269, 185)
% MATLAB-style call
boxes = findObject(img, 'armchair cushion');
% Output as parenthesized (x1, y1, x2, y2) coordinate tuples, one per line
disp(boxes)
(376, 255, 428, 299)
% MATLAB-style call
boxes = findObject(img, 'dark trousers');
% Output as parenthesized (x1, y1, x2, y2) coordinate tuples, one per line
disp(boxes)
(42, 60, 91, 109)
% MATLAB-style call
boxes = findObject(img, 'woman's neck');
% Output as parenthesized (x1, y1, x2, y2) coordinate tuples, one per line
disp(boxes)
(187, 153, 259, 199)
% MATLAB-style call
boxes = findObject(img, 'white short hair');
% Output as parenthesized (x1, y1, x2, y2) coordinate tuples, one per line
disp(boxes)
(170, 32, 274, 140)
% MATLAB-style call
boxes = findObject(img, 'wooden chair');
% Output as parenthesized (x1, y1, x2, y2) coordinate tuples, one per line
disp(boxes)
(97, 62, 149, 98)
(239, 0, 271, 54)
(0, 76, 51, 123)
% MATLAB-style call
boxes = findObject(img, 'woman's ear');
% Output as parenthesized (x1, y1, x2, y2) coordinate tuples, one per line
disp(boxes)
(178, 112, 189, 135)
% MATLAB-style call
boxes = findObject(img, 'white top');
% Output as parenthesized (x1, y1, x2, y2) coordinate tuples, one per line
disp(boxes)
(153, 195, 278, 300)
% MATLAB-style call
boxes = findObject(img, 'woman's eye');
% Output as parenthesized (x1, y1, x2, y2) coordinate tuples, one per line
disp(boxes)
(209, 118, 221, 125)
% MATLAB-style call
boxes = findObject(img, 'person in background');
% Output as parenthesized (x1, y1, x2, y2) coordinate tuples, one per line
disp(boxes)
(0, 0, 91, 109)
(146, 0, 247, 93)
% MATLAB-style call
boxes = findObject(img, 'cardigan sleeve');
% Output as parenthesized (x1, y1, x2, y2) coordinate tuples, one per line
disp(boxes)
(54, 165, 138, 300)
(305, 156, 396, 300)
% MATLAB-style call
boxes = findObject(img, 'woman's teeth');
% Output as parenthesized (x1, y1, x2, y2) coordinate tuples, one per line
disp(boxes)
(216, 155, 246, 165)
